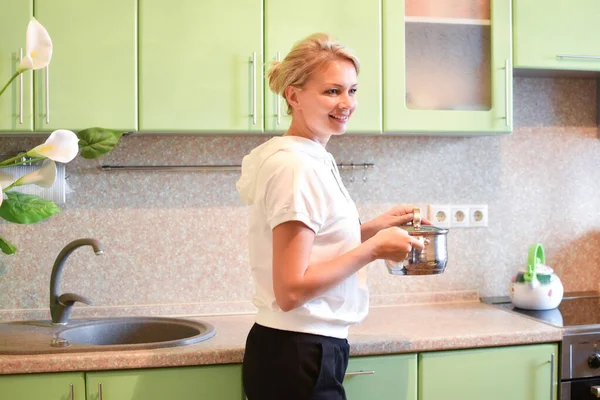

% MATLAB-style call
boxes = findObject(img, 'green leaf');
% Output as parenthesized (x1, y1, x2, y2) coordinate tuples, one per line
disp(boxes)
(0, 236, 17, 255)
(77, 127, 123, 159)
(0, 192, 60, 224)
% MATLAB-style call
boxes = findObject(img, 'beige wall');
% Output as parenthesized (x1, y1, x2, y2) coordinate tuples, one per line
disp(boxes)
(1, 76, 599, 321)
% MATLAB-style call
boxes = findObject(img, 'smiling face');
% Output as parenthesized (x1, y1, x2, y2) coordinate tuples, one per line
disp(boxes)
(285, 59, 358, 146)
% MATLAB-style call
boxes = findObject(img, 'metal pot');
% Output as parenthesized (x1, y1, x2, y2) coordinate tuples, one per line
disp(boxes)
(385, 208, 449, 276)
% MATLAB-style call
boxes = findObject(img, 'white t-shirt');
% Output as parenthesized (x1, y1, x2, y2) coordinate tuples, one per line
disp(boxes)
(237, 136, 369, 339)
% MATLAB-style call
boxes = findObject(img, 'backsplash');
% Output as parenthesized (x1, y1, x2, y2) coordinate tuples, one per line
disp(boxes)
(1, 76, 599, 321)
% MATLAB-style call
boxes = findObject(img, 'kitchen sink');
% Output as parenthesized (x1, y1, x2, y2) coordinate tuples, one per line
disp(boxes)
(0, 317, 216, 354)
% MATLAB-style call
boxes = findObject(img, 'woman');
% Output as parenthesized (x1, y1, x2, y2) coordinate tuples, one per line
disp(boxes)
(236, 33, 426, 400)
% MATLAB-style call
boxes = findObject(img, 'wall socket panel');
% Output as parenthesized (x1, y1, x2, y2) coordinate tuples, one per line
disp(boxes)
(428, 204, 488, 228)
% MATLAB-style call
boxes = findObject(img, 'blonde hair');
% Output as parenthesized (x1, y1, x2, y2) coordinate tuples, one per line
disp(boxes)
(267, 33, 360, 115)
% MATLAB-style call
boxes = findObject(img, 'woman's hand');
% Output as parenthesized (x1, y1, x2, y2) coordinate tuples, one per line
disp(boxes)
(367, 226, 425, 262)
(361, 205, 431, 242)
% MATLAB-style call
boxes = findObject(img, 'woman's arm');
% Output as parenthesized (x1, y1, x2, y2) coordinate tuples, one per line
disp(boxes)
(272, 220, 421, 311)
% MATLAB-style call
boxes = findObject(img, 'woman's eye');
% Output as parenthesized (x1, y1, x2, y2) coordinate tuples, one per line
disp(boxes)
(350, 88, 357, 95)
(326, 88, 339, 95)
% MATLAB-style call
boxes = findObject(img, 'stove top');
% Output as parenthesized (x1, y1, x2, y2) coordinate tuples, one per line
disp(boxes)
(484, 291, 600, 331)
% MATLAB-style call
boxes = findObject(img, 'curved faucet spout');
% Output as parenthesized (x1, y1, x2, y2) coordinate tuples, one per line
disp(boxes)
(50, 238, 104, 324)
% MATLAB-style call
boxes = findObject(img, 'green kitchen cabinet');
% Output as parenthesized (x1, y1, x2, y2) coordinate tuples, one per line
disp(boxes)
(138, 0, 263, 133)
(344, 354, 417, 400)
(513, 0, 600, 71)
(419, 343, 558, 400)
(0, 0, 33, 132)
(0, 371, 85, 400)
(383, 0, 513, 134)
(264, 0, 382, 134)
(86, 364, 244, 400)
(0, 0, 137, 133)
(33, 0, 137, 132)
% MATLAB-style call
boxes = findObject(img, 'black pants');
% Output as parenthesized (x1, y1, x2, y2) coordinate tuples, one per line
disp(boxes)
(243, 323, 350, 400)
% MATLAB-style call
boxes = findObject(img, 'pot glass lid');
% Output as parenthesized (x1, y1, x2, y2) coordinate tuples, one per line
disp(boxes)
(404, 225, 448, 234)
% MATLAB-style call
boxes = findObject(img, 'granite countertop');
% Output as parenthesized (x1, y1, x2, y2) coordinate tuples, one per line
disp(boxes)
(0, 301, 562, 375)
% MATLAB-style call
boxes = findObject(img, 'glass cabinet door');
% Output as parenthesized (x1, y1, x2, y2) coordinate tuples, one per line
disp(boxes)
(383, 0, 512, 134)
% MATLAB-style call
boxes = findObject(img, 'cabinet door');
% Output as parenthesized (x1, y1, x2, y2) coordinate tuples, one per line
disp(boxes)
(86, 364, 244, 400)
(383, 0, 512, 134)
(419, 344, 559, 400)
(514, 0, 600, 71)
(264, 0, 382, 134)
(0, 372, 85, 400)
(0, 0, 33, 132)
(139, 0, 263, 133)
(34, 0, 137, 132)
(344, 354, 417, 400)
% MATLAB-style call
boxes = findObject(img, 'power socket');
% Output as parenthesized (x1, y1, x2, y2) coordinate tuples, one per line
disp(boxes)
(427, 205, 450, 228)
(450, 205, 470, 228)
(469, 205, 488, 227)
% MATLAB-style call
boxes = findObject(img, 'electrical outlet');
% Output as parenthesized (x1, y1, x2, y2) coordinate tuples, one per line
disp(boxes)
(427, 205, 451, 228)
(450, 205, 470, 228)
(469, 204, 488, 227)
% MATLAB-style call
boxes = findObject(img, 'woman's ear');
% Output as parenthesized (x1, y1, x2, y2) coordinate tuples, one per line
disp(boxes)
(284, 86, 301, 111)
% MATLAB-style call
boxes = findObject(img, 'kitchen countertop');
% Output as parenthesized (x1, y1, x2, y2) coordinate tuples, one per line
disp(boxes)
(0, 301, 562, 375)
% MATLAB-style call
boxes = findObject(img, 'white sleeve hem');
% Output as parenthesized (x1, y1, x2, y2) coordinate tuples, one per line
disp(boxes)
(268, 211, 321, 233)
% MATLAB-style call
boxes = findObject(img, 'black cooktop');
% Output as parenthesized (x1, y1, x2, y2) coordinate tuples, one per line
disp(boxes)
(483, 291, 600, 329)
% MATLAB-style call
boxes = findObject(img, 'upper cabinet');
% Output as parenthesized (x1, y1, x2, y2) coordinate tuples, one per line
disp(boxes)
(513, 0, 600, 72)
(0, 0, 33, 132)
(383, 0, 513, 134)
(34, 0, 137, 132)
(139, 0, 263, 133)
(0, 0, 137, 133)
(139, 0, 380, 134)
(2, 0, 517, 135)
(264, 0, 382, 134)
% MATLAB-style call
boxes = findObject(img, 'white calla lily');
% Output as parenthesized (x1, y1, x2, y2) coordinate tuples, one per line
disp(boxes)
(27, 129, 79, 163)
(18, 18, 53, 72)
(0, 171, 12, 189)
(11, 159, 57, 189)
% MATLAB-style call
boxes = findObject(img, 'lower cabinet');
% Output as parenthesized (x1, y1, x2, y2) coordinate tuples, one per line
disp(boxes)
(0, 343, 559, 400)
(344, 354, 417, 400)
(0, 371, 85, 399)
(419, 343, 559, 400)
(86, 364, 243, 400)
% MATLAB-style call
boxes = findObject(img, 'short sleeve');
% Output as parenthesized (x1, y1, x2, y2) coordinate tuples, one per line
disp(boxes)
(261, 153, 329, 233)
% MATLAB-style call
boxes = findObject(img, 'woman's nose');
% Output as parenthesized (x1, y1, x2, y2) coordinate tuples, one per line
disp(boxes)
(339, 93, 356, 110)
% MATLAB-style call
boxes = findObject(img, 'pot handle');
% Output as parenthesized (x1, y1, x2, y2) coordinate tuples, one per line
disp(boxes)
(412, 208, 422, 229)
(524, 243, 545, 282)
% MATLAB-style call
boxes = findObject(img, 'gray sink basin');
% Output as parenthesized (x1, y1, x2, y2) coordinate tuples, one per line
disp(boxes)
(59, 317, 216, 348)
(0, 317, 216, 354)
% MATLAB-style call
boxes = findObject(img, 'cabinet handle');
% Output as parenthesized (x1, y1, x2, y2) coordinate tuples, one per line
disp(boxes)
(549, 353, 555, 400)
(69, 383, 74, 400)
(251, 52, 257, 125)
(504, 59, 510, 127)
(45, 65, 50, 124)
(98, 382, 103, 400)
(19, 48, 23, 124)
(556, 54, 600, 60)
(345, 370, 375, 377)
(276, 52, 281, 126)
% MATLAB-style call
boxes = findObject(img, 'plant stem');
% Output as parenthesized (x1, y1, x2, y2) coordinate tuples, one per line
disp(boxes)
(2, 181, 17, 192)
(0, 71, 21, 98)
(0, 153, 28, 166)
(0, 157, 45, 169)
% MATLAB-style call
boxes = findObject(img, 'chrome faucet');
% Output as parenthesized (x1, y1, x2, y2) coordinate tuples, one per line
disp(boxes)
(50, 238, 104, 325)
